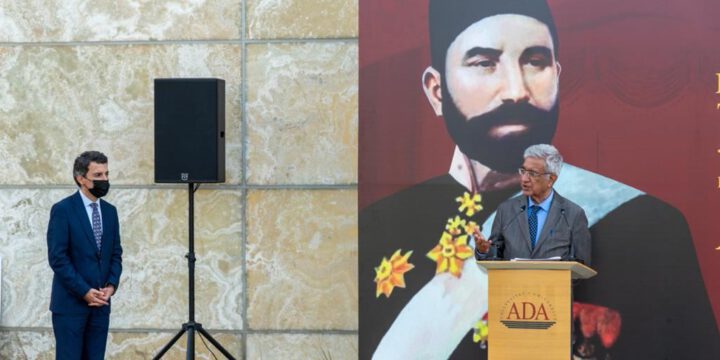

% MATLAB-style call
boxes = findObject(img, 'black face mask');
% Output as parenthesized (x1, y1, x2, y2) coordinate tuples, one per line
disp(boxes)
(88, 180, 110, 198)
(441, 83, 559, 174)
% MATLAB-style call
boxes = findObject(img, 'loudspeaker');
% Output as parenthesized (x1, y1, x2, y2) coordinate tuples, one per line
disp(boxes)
(154, 78, 225, 183)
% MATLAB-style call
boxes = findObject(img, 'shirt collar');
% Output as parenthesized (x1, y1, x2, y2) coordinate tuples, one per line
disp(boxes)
(448, 146, 521, 192)
(528, 190, 554, 212)
(78, 189, 100, 208)
(448, 147, 491, 191)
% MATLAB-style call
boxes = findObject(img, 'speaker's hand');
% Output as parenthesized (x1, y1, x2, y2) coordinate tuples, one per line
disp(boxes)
(474, 232, 492, 253)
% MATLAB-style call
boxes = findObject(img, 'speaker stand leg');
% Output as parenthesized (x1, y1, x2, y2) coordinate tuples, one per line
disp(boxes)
(153, 183, 236, 360)
(197, 324, 236, 359)
(153, 326, 185, 359)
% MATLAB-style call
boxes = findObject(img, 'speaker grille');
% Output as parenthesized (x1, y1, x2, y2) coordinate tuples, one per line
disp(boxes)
(154, 78, 225, 183)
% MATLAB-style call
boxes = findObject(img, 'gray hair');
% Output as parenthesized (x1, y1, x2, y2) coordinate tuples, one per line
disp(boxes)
(524, 144, 563, 175)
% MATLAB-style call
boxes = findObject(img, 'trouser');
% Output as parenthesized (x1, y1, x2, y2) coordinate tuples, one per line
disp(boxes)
(52, 309, 110, 360)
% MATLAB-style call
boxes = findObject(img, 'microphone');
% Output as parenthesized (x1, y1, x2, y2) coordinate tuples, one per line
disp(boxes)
(560, 208, 583, 264)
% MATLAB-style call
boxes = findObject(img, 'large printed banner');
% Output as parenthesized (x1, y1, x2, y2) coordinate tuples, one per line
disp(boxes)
(359, 0, 720, 359)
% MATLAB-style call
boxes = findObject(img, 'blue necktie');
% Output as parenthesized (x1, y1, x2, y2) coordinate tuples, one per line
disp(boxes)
(528, 205, 540, 248)
(90, 202, 102, 251)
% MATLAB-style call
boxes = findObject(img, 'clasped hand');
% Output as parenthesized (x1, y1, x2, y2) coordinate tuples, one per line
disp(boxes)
(83, 286, 114, 307)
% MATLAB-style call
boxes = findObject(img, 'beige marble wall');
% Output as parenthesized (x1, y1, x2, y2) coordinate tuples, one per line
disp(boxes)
(247, 334, 357, 359)
(0, 1, 357, 359)
(0, 330, 243, 360)
(0, 1, 242, 42)
(248, 0, 358, 39)
(246, 43, 357, 185)
(246, 190, 357, 330)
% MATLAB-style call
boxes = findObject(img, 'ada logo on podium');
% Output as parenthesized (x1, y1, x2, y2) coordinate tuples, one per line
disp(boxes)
(500, 292, 557, 330)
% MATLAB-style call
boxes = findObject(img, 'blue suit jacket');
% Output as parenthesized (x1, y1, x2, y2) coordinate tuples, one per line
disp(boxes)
(47, 191, 123, 315)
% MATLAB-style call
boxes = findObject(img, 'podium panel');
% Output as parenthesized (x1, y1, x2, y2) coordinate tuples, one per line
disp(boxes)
(488, 269, 571, 359)
(479, 261, 596, 360)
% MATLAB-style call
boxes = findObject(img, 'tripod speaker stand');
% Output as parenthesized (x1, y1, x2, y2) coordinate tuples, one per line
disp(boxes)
(153, 183, 236, 360)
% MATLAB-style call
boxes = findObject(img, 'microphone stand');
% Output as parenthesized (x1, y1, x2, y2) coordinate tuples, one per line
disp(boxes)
(481, 242, 503, 261)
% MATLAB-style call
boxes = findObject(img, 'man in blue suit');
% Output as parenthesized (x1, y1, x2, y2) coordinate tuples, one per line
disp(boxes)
(47, 151, 123, 360)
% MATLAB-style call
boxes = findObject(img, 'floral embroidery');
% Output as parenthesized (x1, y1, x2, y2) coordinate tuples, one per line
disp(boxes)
(424, 191, 484, 278)
(375, 249, 414, 298)
(426, 232, 473, 277)
(473, 313, 489, 348)
(445, 216, 467, 236)
(464, 220, 481, 238)
(456, 192, 483, 217)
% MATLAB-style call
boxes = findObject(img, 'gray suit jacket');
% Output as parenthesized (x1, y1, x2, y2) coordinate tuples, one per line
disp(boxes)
(483, 191, 591, 265)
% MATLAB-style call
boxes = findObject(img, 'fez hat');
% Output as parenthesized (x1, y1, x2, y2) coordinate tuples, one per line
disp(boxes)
(428, 0, 559, 70)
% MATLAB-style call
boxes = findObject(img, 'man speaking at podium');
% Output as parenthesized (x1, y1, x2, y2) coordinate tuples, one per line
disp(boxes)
(474, 144, 590, 265)
(47, 151, 123, 360)
(360, 0, 719, 358)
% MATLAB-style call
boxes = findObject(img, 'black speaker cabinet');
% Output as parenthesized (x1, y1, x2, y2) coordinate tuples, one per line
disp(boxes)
(154, 78, 225, 183)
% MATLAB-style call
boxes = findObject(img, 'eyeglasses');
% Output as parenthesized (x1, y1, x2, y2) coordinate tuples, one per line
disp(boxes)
(518, 168, 551, 179)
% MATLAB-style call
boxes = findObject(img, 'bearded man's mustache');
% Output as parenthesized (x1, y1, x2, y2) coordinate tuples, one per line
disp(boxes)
(442, 97, 559, 173)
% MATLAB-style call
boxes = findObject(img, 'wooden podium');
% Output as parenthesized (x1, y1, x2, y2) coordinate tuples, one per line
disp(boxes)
(477, 261, 596, 360)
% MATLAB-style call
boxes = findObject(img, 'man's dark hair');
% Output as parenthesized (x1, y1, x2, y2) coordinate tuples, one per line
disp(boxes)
(73, 151, 108, 186)
(428, 0, 559, 74)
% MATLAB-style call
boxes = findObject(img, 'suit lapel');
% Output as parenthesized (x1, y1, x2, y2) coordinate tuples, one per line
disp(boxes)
(533, 193, 563, 253)
(100, 200, 112, 256)
(72, 191, 97, 249)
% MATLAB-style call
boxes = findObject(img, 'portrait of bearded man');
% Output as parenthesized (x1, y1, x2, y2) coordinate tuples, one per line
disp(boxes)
(358, 0, 720, 359)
